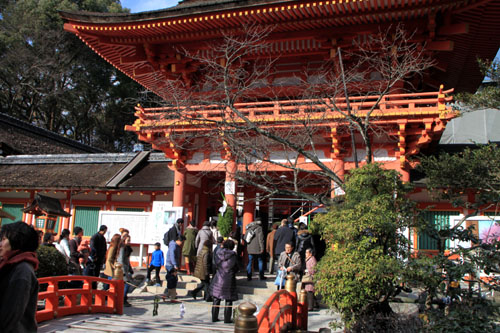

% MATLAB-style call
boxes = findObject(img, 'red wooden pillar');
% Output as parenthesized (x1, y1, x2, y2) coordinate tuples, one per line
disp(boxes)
(331, 158, 345, 198)
(225, 159, 237, 219)
(242, 190, 256, 232)
(400, 167, 410, 182)
(173, 166, 186, 217)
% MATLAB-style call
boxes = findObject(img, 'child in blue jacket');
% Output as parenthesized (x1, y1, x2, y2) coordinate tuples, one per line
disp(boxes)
(147, 242, 164, 286)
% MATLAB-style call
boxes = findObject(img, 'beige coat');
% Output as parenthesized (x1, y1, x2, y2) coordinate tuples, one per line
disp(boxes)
(103, 246, 117, 277)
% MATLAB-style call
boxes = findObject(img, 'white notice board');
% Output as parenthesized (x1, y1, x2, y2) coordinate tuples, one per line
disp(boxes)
(98, 202, 183, 248)
(150, 201, 183, 245)
(98, 211, 151, 244)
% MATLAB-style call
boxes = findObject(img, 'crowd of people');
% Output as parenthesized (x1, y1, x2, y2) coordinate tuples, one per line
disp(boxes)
(0, 216, 319, 330)
(148, 216, 320, 323)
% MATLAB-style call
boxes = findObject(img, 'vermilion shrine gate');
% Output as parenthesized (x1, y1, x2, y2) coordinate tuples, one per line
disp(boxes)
(61, 0, 500, 235)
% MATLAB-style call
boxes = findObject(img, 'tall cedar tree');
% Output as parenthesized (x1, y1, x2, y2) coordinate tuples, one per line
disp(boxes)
(0, 0, 142, 151)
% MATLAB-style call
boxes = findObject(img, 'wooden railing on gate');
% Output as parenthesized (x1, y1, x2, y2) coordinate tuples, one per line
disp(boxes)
(235, 274, 308, 333)
(36, 275, 124, 323)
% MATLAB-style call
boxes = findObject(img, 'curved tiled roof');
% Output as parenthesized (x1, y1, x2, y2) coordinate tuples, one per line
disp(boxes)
(60, 0, 500, 99)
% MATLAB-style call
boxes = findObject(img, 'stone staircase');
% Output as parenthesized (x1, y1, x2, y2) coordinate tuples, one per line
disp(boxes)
(139, 272, 277, 303)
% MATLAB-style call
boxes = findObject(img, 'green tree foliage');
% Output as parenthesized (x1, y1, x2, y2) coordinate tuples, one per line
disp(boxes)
(419, 144, 500, 213)
(36, 245, 68, 278)
(312, 163, 418, 329)
(413, 144, 500, 331)
(457, 58, 500, 109)
(218, 205, 234, 238)
(0, 0, 142, 151)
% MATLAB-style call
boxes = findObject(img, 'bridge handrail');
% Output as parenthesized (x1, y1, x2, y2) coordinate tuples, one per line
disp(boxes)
(256, 289, 296, 332)
(36, 275, 124, 323)
(235, 274, 307, 333)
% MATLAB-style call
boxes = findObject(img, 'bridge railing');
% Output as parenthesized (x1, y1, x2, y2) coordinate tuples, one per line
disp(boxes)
(235, 274, 308, 333)
(36, 275, 124, 323)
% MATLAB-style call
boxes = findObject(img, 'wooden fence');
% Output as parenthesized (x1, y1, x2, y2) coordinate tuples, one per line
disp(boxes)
(36, 275, 124, 323)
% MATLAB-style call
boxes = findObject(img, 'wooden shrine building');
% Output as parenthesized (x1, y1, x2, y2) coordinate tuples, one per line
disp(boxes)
(60, 0, 500, 249)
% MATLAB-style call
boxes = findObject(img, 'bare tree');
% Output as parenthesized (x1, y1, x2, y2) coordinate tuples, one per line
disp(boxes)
(136, 24, 435, 206)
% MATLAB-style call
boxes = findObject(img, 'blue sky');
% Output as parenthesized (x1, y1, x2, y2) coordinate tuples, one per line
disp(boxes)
(121, 0, 178, 13)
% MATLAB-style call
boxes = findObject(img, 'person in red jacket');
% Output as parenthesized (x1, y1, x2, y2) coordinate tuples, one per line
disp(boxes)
(0, 222, 39, 332)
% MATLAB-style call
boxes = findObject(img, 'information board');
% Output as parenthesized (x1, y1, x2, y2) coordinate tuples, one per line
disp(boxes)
(97, 202, 183, 250)
(98, 211, 151, 243)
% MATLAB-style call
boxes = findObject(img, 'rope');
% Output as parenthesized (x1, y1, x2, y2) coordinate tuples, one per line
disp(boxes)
(127, 291, 246, 309)
(123, 281, 260, 310)
(123, 280, 238, 308)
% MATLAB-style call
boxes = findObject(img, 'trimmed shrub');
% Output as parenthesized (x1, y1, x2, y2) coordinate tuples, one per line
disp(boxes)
(36, 245, 68, 278)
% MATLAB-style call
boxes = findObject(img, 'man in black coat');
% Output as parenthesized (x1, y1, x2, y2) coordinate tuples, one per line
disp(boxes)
(274, 219, 295, 259)
(88, 225, 107, 278)
(164, 218, 184, 246)
(69, 226, 84, 275)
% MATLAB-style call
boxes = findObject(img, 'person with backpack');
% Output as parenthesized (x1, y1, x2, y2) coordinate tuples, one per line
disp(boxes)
(164, 218, 184, 247)
(245, 219, 265, 281)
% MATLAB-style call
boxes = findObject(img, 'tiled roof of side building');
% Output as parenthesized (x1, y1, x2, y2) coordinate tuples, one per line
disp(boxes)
(0, 112, 105, 154)
(0, 152, 173, 190)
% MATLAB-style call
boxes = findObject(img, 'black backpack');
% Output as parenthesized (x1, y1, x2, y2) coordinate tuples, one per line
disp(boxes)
(163, 231, 169, 246)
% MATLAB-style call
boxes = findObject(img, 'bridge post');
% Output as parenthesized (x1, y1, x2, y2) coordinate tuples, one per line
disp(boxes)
(297, 289, 308, 330)
(234, 302, 258, 333)
(285, 274, 297, 328)
(113, 264, 124, 315)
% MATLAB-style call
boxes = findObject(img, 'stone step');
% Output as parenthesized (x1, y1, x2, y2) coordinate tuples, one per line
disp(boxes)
(136, 273, 278, 300)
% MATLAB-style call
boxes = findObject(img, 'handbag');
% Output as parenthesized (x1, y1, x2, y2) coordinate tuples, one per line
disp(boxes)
(301, 273, 313, 284)
(274, 255, 291, 289)
(274, 269, 286, 288)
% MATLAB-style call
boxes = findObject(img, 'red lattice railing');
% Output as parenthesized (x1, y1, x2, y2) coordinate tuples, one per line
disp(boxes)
(255, 286, 308, 332)
(132, 87, 454, 125)
(36, 275, 124, 323)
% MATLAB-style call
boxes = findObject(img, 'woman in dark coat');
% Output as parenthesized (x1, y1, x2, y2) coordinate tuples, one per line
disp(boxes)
(209, 239, 238, 323)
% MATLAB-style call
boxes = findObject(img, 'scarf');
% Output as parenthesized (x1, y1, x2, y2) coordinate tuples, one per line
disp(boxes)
(0, 250, 39, 273)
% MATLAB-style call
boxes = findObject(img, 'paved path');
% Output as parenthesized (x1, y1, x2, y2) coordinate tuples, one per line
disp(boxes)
(38, 271, 341, 332)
